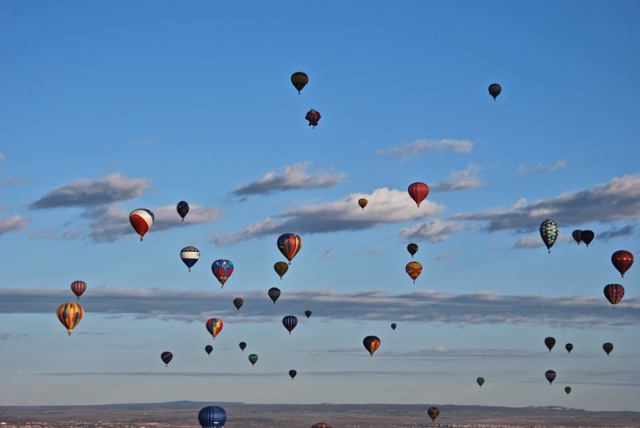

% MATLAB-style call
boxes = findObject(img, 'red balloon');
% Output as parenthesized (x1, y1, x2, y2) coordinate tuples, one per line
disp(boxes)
(305, 109, 321, 128)
(603, 284, 624, 306)
(611, 250, 633, 278)
(407, 182, 429, 207)
(70, 280, 87, 300)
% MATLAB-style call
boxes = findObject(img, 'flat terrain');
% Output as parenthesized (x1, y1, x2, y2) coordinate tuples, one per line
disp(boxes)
(1, 403, 638, 428)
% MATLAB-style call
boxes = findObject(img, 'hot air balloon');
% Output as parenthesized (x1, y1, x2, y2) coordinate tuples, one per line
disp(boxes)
(572, 230, 582, 245)
(544, 336, 556, 352)
(239, 341, 246, 351)
(539, 219, 559, 253)
(129, 208, 154, 241)
(390, 323, 397, 331)
(268, 287, 281, 304)
(427, 407, 440, 422)
(291, 72, 308, 93)
(277, 233, 302, 264)
(248, 353, 258, 366)
(180, 246, 200, 272)
(161, 351, 173, 366)
(56, 302, 84, 335)
(311, 424, 332, 428)
(211, 259, 234, 288)
(205, 318, 223, 340)
(282, 315, 298, 334)
(289, 369, 297, 380)
(198, 405, 227, 428)
(358, 198, 368, 210)
(205, 345, 213, 355)
(603, 284, 624, 307)
(581, 230, 594, 246)
(177, 201, 189, 221)
(564, 386, 572, 395)
(305, 109, 321, 127)
(406, 261, 423, 283)
(545, 370, 556, 385)
(565, 343, 573, 353)
(488, 83, 501, 100)
(407, 182, 429, 207)
(477, 377, 485, 388)
(407, 243, 418, 257)
(233, 297, 244, 311)
(70, 280, 87, 300)
(611, 250, 633, 278)
(274, 261, 289, 279)
(602, 342, 614, 356)
(305, 310, 312, 318)
(363, 335, 380, 356)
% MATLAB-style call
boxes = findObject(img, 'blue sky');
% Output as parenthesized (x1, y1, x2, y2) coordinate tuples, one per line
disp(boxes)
(1, 0, 639, 412)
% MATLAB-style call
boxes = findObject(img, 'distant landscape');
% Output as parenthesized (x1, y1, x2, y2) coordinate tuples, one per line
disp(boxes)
(1, 402, 639, 428)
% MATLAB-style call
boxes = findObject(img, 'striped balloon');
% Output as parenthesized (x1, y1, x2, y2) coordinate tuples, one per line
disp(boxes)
(277, 233, 302, 264)
(198, 405, 227, 427)
(180, 246, 200, 272)
(56, 302, 84, 335)
(205, 318, 223, 340)
(282, 315, 298, 335)
(70, 280, 87, 300)
(603, 284, 624, 306)
(129, 208, 154, 241)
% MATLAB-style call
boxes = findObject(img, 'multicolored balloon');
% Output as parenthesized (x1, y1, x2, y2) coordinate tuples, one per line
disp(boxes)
(305, 109, 321, 127)
(282, 315, 298, 334)
(545, 369, 556, 385)
(407, 182, 429, 207)
(603, 284, 624, 306)
(406, 261, 423, 283)
(129, 208, 154, 241)
(611, 250, 633, 278)
(56, 302, 84, 336)
(268, 287, 281, 304)
(205, 318, 223, 340)
(291, 71, 308, 93)
(277, 233, 302, 264)
(161, 351, 173, 366)
(176, 201, 189, 221)
(180, 246, 200, 272)
(211, 259, 234, 288)
(274, 261, 289, 279)
(70, 280, 87, 300)
(539, 219, 559, 253)
(363, 335, 380, 356)
(198, 405, 227, 428)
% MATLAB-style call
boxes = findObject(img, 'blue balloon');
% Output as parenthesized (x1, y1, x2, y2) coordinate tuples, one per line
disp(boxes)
(198, 405, 227, 427)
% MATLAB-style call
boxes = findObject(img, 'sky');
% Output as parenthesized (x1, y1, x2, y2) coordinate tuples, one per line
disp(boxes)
(1, 0, 639, 413)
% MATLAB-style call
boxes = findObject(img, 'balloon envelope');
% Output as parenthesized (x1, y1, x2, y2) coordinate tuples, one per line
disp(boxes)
(407, 182, 429, 207)
(161, 351, 173, 366)
(211, 259, 234, 287)
(427, 407, 440, 422)
(248, 353, 258, 366)
(205, 345, 213, 355)
(282, 315, 298, 334)
(363, 335, 381, 356)
(305, 310, 312, 318)
(390, 323, 397, 331)
(603, 342, 614, 355)
(564, 386, 572, 395)
(407, 243, 418, 257)
(70, 280, 87, 300)
(603, 284, 624, 306)
(565, 343, 573, 353)
(129, 208, 154, 241)
(305, 109, 321, 127)
(311, 424, 333, 428)
(274, 261, 289, 279)
(406, 261, 423, 283)
(572, 229, 582, 245)
(205, 318, 223, 340)
(358, 198, 368, 210)
(539, 219, 559, 253)
(176, 201, 189, 221)
(277, 233, 302, 263)
(544, 336, 556, 352)
(581, 230, 595, 246)
(233, 297, 244, 311)
(488, 83, 501, 100)
(268, 287, 281, 304)
(611, 250, 633, 278)
(291, 71, 308, 93)
(289, 369, 297, 379)
(198, 405, 227, 428)
(239, 341, 247, 351)
(56, 302, 84, 335)
(477, 377, 485, 387)
(545, 370, 557, 385)
(180, 246, 200, 271)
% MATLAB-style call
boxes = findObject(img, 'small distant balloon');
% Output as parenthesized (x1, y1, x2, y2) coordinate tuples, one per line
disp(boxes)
(211, 259, 234, 288)
(282, 315, 298, 334)
(611, 250, 633, 278)
(70, 280, 87, 300)
(390, 323, 397, 331)
(274, 261, 289, 279)
(564, 386, 572, 395)
(291, 71, 308, 93)
(602, 342, 614, 356)
(581, 230, 594, 246)
(176, 201, 189, 221)
(545, 370, 556, 385)
(289, 369, 297, 380)
(539, 219, 559, 253)
(565, 343, 573, 353)
(161, 351, 173, 366)
(427, 407, 440, 422)
(603, 284, 624, 307)
(305, 109, 321, 128)
(268, 287, 281, 304)
(358, 198, 368, 210)
(180, 246, 200, 272)
(239, 341, 246, 351)
(233, 297, 244, 311)
(205, 318, 223, 340)
(305, 310, 312, 318)
(407, 243, 418, 257)
(406, 261, 423, 283)
(363, 335, 380, 356)
(476, 377, 485, 388)
(544, 336, 556, 352)
(488, 83, 501, 100)
(248, 353, 258, 366)
(407, 182, 429, 207)
(205, 345, 213, 355)
(129, 208, 154, 241)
